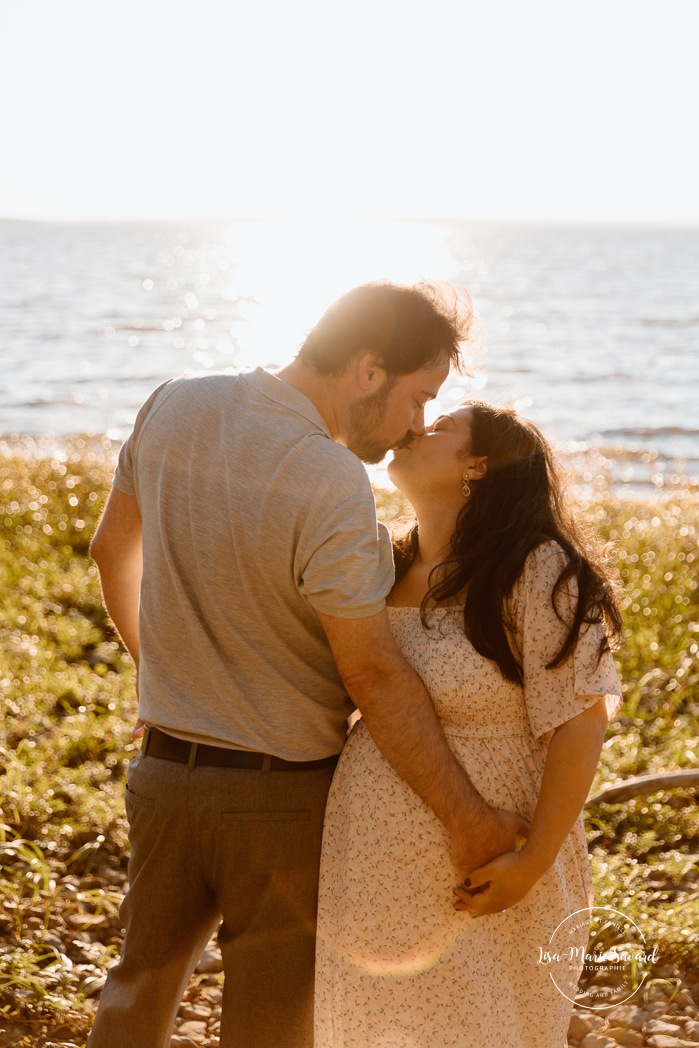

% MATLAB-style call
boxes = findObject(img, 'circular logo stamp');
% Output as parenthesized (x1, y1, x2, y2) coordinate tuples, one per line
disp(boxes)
(539, 906, 656, 1010)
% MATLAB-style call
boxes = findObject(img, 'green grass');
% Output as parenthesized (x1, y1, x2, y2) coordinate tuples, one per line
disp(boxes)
(1, 441, 697, 1039)
(582, 493, 699, 968)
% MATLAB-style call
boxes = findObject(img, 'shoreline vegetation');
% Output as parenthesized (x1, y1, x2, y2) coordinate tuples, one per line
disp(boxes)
(1, 438, 698, 1047)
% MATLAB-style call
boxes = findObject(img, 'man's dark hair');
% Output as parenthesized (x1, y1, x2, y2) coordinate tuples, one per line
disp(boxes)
(297, 281, 474, 376)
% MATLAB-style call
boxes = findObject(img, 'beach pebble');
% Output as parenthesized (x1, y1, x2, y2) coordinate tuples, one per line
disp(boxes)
(682, 1022, 699, 1043)
(178, 1003, 211, 1021)
(605, 1028, 644, 1046)
(646, 1036, 699, 1048)
(648, 1000, 674, 1015)
(580, 1034, 619, 1048)
(648, 987, 673, 1003)
(647, 1021, 690, 1037)
(606, 1005, 650, 1031)
(170, 1038, 199, 1048)
(570, 1014, 607, 1039)
(569, 1013, 597, 1041)
(195, 943, 223, 974)
(654, 965, 681, 980)
(177, 1020, 208, 1039)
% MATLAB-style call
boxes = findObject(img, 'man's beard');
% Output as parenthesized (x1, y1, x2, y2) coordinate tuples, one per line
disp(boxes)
(345, 382, 399, 464)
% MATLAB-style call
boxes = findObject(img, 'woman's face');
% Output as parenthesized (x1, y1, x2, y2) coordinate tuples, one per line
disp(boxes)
(387, 405, 475, 497)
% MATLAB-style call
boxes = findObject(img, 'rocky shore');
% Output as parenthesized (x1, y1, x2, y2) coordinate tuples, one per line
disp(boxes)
(568, 976, 699, 1048)
(1, 921, 696, 1048)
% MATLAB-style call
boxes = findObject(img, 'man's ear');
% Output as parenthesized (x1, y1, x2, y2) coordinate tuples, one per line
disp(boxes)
(354, 352, 389, 394)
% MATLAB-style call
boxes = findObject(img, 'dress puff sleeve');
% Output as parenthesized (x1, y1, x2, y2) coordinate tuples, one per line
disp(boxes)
(513, 541, 622, 740)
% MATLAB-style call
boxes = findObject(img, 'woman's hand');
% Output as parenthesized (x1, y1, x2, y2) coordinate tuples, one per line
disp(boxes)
(454, 700, 611, 918)
(452, 849, 542, 917)
(450, 806, 529, 882)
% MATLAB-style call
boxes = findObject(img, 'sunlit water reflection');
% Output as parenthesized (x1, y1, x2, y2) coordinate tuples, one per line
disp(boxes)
(2, 219, 697, 493)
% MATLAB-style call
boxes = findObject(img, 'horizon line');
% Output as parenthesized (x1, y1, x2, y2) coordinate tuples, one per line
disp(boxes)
(3, 213, 699, 229)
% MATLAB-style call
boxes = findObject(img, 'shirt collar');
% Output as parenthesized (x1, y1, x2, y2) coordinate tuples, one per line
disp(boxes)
(241, 367, 333, 439)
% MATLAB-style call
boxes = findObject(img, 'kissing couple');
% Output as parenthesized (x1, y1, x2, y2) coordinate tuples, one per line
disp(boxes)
(87, 281, 621, 1048)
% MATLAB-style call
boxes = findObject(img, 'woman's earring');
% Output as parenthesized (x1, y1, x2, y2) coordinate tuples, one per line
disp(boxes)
(461, 474, 471, 498)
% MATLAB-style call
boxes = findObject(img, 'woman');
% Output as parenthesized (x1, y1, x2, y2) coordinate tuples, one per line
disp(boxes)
(315, 401, 622, 1048)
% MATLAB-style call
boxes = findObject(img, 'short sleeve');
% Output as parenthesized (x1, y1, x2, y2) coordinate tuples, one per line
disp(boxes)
(113, 433, 136, 496)
(112, 380, 173, 498)
(296, 461, 395, 619)
(515, 542, 622, 739)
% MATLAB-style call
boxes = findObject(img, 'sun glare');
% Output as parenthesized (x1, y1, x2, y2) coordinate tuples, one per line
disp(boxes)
(223, 219, 455, 367)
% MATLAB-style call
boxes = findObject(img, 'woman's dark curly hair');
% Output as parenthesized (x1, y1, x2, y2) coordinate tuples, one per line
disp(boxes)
(393, 401, 622, 685)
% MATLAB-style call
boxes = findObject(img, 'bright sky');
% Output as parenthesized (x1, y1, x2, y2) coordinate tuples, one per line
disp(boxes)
(1, 0, 697, 222)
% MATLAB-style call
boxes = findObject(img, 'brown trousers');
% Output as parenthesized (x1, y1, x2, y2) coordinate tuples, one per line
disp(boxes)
(87, 751, 335, 1048)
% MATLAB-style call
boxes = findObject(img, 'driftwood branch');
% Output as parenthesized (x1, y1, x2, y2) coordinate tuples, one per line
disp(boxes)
(587, 769, 699, 805)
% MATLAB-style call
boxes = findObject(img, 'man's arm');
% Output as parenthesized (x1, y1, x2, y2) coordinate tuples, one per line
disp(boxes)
(90, 487, 143, 667)
(317, 610, 528, 880)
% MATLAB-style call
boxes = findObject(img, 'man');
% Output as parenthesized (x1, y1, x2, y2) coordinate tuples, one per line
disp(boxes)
(88, 281, 524, 1048)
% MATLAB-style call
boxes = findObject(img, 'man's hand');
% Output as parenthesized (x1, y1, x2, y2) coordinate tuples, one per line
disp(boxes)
(450, 807, 529, 882)
(132, 718, 146, 741)
(452, 849, 539, 917)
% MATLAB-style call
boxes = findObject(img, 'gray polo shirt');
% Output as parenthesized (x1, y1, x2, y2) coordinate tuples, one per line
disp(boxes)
(113, 368, 394, 759)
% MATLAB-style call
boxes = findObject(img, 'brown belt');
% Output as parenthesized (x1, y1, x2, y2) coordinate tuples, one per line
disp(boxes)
(142, 725, 340, 771)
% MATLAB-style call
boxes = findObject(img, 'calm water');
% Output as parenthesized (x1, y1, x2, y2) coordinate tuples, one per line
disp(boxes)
(2, 219, 697, 491)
